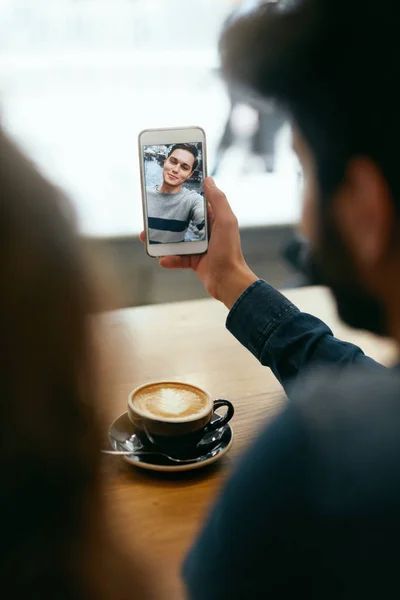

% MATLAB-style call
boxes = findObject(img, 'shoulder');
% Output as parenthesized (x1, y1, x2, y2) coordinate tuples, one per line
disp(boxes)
(290, 365, 400, 426)
(288, 366, 400, 497)
(236, 365, 400, 511)
(146, 184, 158, 195)
(183, 188, 203, 203)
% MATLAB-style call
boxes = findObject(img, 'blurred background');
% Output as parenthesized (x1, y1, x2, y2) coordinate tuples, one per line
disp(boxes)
(0, 0, 301, 306)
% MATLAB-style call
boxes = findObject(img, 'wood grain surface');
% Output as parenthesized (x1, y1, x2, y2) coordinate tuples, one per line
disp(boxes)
(97, 286, 397, 598)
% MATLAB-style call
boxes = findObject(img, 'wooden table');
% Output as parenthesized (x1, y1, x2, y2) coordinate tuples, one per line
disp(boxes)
(98, 286, 397, 598)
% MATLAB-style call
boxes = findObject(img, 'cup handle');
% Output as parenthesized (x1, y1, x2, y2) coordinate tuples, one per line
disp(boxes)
(208, 399, 234, 431)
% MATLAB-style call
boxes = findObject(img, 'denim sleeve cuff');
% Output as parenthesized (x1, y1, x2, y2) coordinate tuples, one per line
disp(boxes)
(226, 280, 299, 361)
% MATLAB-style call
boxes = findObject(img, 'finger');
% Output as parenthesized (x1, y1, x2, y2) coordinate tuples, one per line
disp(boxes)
(139, 230, 146, 243)
(159, 256, 192, 269)
(207, 201, 215, 235)
(207, 201, 215, 224)
(204, 177, 236, 222)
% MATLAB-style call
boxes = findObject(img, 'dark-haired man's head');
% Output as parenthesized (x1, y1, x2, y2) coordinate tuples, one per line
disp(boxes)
(221, 0, 400, 336)
(162, 143, 199, 191)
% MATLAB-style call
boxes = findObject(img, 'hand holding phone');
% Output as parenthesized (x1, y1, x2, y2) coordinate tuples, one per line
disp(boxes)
(139, 127, 208, 257)
(140, 177, 258, 310)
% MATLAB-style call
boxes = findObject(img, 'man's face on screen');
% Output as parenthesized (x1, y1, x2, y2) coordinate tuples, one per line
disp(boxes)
(163, 149, 195, 188)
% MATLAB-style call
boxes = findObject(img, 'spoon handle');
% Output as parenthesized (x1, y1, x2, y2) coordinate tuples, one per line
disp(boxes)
(101, 449, 140, 455)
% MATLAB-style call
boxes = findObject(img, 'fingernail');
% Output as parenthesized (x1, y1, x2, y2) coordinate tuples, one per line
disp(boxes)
(207, 177, 216, 187)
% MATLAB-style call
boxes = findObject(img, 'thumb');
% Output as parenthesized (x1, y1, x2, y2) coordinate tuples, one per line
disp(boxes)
(204, 177, 234, 220)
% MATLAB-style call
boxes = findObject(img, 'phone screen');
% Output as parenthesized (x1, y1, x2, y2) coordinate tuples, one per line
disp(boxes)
(143, 142, 206, 245)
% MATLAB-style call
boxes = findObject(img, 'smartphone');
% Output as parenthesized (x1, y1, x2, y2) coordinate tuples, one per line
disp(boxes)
(139, 126, 208, 257)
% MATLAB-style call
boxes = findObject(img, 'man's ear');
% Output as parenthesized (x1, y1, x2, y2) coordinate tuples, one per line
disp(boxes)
(334, 157, 394, 269)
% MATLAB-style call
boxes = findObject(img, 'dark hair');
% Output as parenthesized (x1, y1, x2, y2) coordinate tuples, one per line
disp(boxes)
(0, 125, 155, 599)
(168, 143, 199, 171)
(220, 0, 400, 207)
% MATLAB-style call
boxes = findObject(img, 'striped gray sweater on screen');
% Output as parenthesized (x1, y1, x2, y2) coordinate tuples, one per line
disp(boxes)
(146, 185, 206, 244)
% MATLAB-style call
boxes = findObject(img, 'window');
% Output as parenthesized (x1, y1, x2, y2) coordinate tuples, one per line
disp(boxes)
(0, 0, 299, 237)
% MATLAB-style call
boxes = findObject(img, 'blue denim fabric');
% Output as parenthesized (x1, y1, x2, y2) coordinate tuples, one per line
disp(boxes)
(227, 280, 380, 392)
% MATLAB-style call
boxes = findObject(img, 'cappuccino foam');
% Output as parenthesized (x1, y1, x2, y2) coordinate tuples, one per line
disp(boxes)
(133, 383, 209, 420)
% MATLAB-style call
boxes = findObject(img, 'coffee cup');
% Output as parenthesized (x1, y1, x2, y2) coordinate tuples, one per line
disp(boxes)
(127, 381, 234, 455)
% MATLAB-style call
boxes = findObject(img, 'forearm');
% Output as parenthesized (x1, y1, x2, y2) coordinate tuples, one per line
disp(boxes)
(226, 280, 380, 393)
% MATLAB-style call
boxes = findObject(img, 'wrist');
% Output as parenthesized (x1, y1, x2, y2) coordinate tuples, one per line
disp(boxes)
(216, 266, 259, 310)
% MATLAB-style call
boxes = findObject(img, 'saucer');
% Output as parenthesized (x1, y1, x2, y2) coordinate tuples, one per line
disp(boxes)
(108, 412, 234, 473)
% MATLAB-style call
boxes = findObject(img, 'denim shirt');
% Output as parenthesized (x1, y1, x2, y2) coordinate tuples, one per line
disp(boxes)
(184, 281, 400, 600)
(226, 280, 379, 393)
